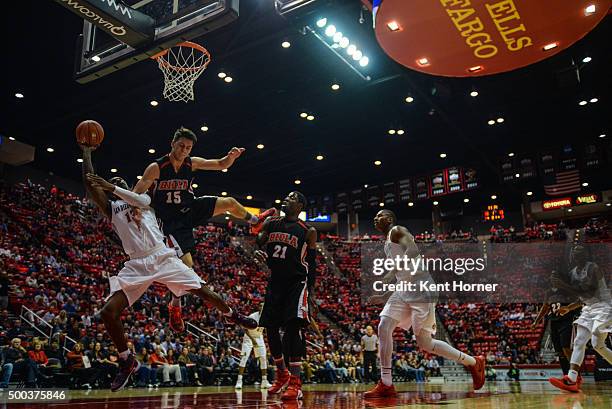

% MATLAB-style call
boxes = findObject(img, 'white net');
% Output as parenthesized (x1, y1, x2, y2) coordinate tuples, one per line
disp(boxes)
(155, 42, 211, 102)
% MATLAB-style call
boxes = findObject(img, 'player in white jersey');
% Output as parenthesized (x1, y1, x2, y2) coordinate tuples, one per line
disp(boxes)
(364, 209, 485, 398)
(80, 145, 256, 392)
(549, 245, 612, 392)
(235, 310, 272, 390)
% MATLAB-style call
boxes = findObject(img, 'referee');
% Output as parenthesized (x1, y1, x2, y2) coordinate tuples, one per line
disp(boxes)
(361, 325, 379, 383)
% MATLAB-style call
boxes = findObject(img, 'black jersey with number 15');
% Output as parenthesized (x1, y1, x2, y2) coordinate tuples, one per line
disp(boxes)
(149, 155, 194, 221)
(265, 216, 309, 287)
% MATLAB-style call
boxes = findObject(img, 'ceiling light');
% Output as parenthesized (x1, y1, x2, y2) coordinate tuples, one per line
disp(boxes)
(463, 198, 469, 203)
(222, 169, 228, 173)
(225, 216, 230, 220)
(339, 37, 349, 48)
(331, 84, 340, 91)
(110, 168, 117, 173)
(397, 130, 404, 135)
(150, 100, 158, 106)
(599, 134, 606, 138)
(294, 180, 301, 185)
(579, 100, 588, 106)
(218, 72, 227, 79)
(364, 184, 368, 188)
(222, 192, 227, 196)
(275, 199, 281, 204)
(325, 25, 336, 37)
(379, 202, 384, 207)
(77, 158, 83, 163)
(508, 152, 515, 157)
(374, 160, 382, 166)
(590, 97, 598, 103)
(281, 41, 291, 48)
(388, 129, 396, 135)
(201, 126, 209, 132)
(137, 176, 142, 180)
(584, 4, 596, 15)
(316, 155, 324, 160)
(246, 195, 253, 200)
(306, 115, 314, 121)
(470, 90, 479, 97)
(347, 44, 356, 56)
(332, 32, 343, 43)
(440, 153, 447, 158)
(192, 183, 199, 188)
(567, 208, 573, 212)
(300, 112, 308, 118)
(606, 203, 611, 207)
(316, 18, 327, 28)
(491, 195, 497, 200)
(468, 65, 483, 73)
(526, 191, 533, 196)
(497, 117, 504, 123)
(488, 120, 495, 125)
(408, 202, 414, 207)
(582, 182, 589, 187)
(15, 93, 24, 99)
(148, 148, 156, 154)
(405, 96, 414, 103)
(224, 76, 233, 83)
(8, 136, 15, 141)
(582, 56, 592, 63)
(433, 201, 439, 206)
(387, 21, 400, 31)
(417, 57, 429, 66)
(47, 147, 54, 153)
(359, 56, 369, 67)
(352, 50, 363, 61)
(515, 173, 520, 178)
(543, 42, 558, 51)
(256, 144, 264, 149)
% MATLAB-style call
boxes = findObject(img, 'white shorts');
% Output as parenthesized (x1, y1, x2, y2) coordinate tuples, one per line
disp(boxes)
(239, 335, 266, 367)
(380, 292, 437, 336)
(574, 302, 612, 334)
(106, 247, 204, 306)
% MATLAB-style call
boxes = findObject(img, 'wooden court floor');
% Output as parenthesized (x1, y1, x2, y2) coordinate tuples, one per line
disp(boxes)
(3, 380, 611, 408)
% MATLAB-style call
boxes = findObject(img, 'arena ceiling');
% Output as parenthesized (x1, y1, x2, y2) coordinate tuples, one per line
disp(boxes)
(1, 1, 611, 210)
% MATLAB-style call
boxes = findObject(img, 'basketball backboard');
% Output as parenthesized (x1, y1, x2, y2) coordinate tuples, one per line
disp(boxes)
(64, 0, 239, 83)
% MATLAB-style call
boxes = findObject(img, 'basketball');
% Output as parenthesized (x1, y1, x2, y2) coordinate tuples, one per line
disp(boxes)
(76, 120, 105, 147)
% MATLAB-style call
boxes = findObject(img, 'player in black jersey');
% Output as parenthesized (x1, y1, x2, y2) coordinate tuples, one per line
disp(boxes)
(134, 127, 275, 331)
(532, 269, 582, 378)
(254, 191, 317, 401)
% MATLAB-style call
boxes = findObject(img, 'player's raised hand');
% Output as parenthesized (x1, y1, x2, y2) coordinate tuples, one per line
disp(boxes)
(254, 249, 268, 264)
(227, 147, 245, 160)
(87, 173, 115, 191)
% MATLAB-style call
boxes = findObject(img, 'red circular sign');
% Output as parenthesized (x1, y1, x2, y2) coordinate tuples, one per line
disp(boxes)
(375, 0, 610, 76)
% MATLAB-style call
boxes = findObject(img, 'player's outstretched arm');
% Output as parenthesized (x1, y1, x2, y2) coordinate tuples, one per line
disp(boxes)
(192, 147, 245, 171)
(80, 146, 111, 219)
(87, 174, 151, 208)
(133, 162, 160, 194)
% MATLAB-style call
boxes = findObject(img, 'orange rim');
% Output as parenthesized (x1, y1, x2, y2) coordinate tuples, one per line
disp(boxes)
(152, 41, 211, 72)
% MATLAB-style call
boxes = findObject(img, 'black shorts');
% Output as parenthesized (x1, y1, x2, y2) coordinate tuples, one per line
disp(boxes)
(162, 196, 218, 257)
(259, 280, 310, 328)
(550, 313, 577, 353)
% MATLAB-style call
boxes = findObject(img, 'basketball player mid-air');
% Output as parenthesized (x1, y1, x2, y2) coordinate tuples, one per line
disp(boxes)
(133, 127, 276, 332)
(365, 209, 485, 398)
(80, 145, 257, 391)
(254, 192, 317, 401)
(549, 245, 612, 392)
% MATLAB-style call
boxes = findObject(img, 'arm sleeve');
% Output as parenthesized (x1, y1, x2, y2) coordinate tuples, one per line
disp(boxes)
(113, 186, 151, 207)
(306, 248, 317, 291)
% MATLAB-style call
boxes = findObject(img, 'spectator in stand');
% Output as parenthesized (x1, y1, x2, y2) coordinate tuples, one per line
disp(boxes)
(197, 346, 215, 386)
(485, 365, 497, 381)
(0, 268, 9, 310)
(178, 347, 200, 386)
(427, 356, 441, 377)
(135, 347, 158, 388)
(507, 362, 520, 381)
(7, 320, 26, 341)
(91, 342, 118, 388)
(1, 346, 14, 388)
(5, 338, 39, 387)
(66, 343, 98, 389)
(150, 346, 181, 386)
(28, 340, 50, 379)
(44, 340, 64, 369)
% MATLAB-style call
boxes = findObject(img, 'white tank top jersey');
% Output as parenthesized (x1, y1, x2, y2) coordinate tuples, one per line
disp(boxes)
(384, 228, 431, 283)
(570, 262, 612, 306)
(246, 311, 265, 339)
(110, 200, 165, 258)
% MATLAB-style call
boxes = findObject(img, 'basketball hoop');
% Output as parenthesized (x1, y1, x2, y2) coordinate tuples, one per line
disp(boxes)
(152, 42, 211, 102)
